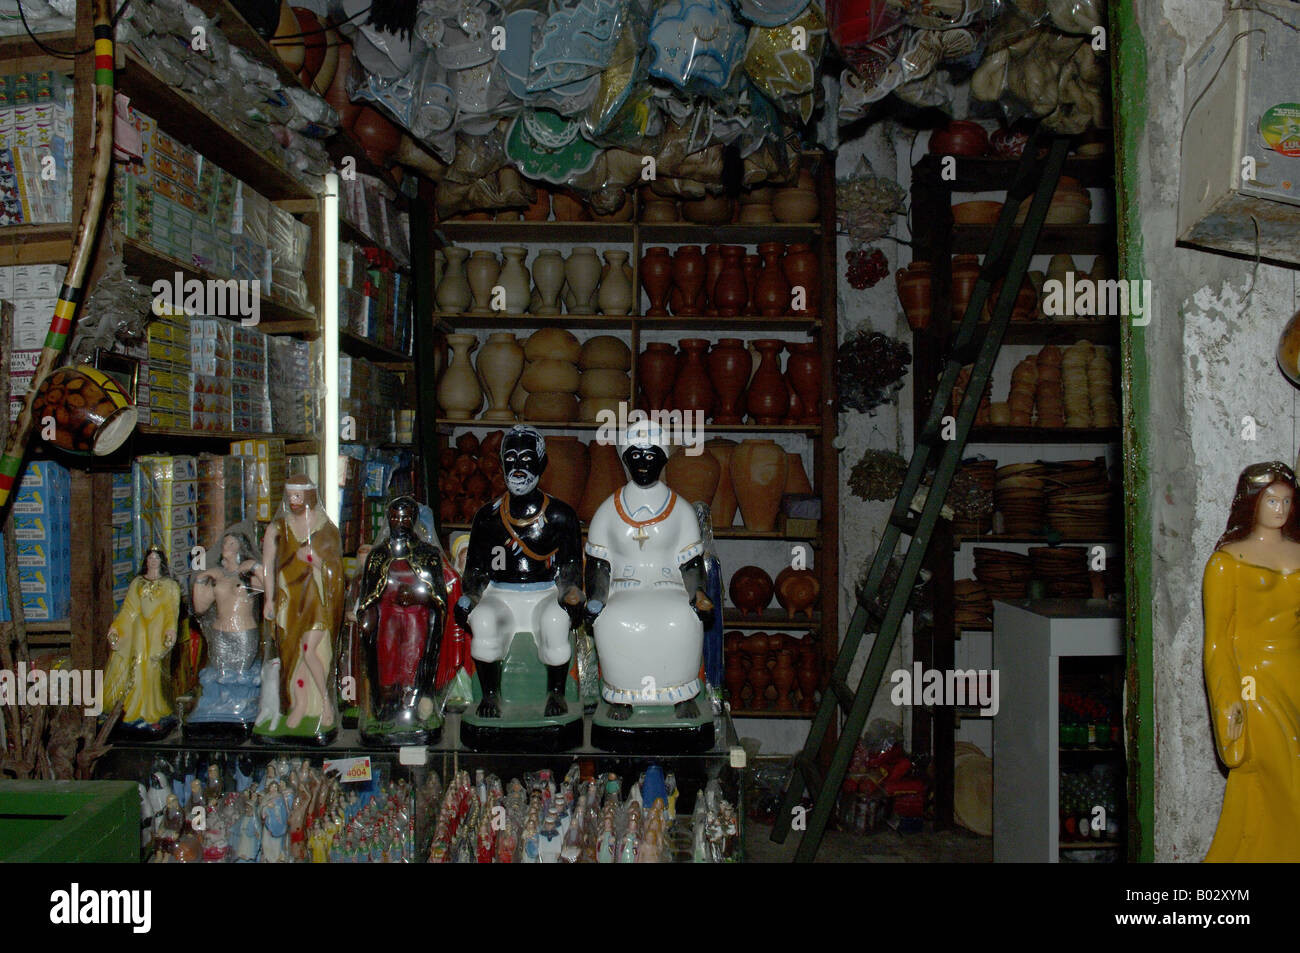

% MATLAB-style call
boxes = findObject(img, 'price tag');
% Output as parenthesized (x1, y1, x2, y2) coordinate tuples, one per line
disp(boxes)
(323, 756, 372, 783)
(399, 745, 428, 766)
(729, 746, 747, 769)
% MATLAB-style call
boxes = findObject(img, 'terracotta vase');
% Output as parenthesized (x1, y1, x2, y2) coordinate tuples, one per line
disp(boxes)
(797, 653, 819, 711)
(784, 452, 813, 495)
(773, 651, 796, 710)
(703, 244, 723, 317)
(637, 342, 677, 412)
(438, 334, 483, 420)
(499, 246, 530, 314)
(640, 247, 672, 317)
(705, 438, 739, 528)
(775, 567, 820, 620)
(743, 254, 760, 313)
(537, 435, 589, 509)
(752, 242, 789, 317)
(746, 339, 787, 425)
(950, 254, 981, 321)
(672, 338, 715, 419)
(523, 185, 550, 221)
(598, 250, 633, 315)
(552, 192, 591, 221)
(352, 106, 400, 166)
(747, 657, 772, 710)
(681, 193, 733, 224)
(782, 243, 819, 316)
(435, 247, 471, 313)
(466, 251, 500, 314)
(531, 249, 565, 315)
(708, 338, 751, 426)
(725, 652, 747, 706)
(786, 342, 821, 423)
(670, 246, 705, 315)
(713, 246, 748, 317)
(641, 197, 678, 222)
(785, 374, 803, 424)
(476, 332, 524, 422)
(324, 40, 360, 130)
(895, 261, 932, 330)
(577, 441, 626, 523)
(732, 439, 788, 531)
(730, 565, 774, 617)
(565, 247, 601, 315)
(772, 187, 818, 224)
(664, 448, 721, 505)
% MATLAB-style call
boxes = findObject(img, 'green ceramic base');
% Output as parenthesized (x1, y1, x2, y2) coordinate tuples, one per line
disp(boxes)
(461, 631, 582, 752)
(359, 714, 443, 748)
(590, 699, 715, 754)
(253, 713, 338, 747)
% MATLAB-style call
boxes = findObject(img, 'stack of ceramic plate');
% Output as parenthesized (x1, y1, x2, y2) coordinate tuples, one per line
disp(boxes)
(973, 548, 1030, 604)
(1029, 546, 1091, 597)
(950, 459, 997, 535)
(1062, 342, 1095, 428)
(1043, 459, 1114, 537)
(995, 462, 1046, 534)
(954, 578, 993, 630)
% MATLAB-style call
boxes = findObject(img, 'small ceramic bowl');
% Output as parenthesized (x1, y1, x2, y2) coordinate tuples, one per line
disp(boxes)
(952, 200, 1003, 225)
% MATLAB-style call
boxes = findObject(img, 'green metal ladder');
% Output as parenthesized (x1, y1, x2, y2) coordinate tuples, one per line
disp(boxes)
(770, 132, 1073, 862)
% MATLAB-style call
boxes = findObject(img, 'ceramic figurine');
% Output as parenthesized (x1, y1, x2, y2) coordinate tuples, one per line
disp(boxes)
(356, 496, 455, 746)
(255, 475, 345, 746)
(103, 545, 182, 739)
(585, 419, 716, 752)
(694, 502, 725, 710)
(1204, 461, 1300, 861)
(234, 792, 261, 862)
(435, 533, 475, 711)
(260, 781, 289, 863)
(457, 425, 586, 750)
(186, 529, 265, 742)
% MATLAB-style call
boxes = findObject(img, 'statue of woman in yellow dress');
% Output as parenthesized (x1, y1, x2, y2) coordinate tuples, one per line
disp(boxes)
(1204, 461, 1300, 862)
(103, 545, 182, 739)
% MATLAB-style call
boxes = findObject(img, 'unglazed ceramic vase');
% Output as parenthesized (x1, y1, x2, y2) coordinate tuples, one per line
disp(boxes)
(598, 250, 633, 315)
(641, 246, 672, 317)
(772, 186, 817, 223)
(579, 441, 626, 523)
(713, 246, 748, 317)
(782, 242, 818, 316)
(476, 332, 524, 422)
(773, 651, 796, 710)
(495, 246, 530, 313)
(755, 242, 790, 317)
(523, 184, 550, 221)
(798, 652, 819, 711)
(730, 565, 774, 617)
(775, 567, 819, 621)
(433, 249, 446, 290)
(743, 254, 760, 313)
(438, 333, 483, 420)
(638, 341, 677, 411)
(664, 447, 721, 505)
(672, 338, 715, 419)
(531, 248, 565, 315)
(704, 244, 724, 317)
(670, 246, 705, 315)
(708, 338, 751, 425)
(552, 192, 591, 222)
(746, 339, 787, 425)
(725, 652, 747, 706)
(732, 438, 788, 531)
(786, 341, 821, 424)
(436, 247, 472, 314)
(565, 247, 602, 315)
(467, 250, 501, 313)
(950, 253, 980, 321)
(896, 261, 932, 330)
(705, 437, 739, 528)
(537, 435, 589, 509)
(783, 451, 813, 494)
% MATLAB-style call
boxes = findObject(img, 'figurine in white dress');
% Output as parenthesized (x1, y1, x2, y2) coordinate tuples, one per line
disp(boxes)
(585, 419, 713, 719)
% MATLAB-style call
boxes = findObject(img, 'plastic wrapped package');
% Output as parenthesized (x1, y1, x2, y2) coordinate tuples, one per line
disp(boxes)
(647, 0, 749, 98)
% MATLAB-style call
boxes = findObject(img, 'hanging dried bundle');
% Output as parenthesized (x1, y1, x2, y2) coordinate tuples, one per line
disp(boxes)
(837, 329, 911, 414)
(849, 449, 909, 502)
(836, 157, 907, 245)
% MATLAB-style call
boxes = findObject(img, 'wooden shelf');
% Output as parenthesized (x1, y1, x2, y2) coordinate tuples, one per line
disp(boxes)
(723, 609, 820, 630)
(438, 312, 820, 332)
(136, 426, 318, 455)
(914, 154, 1114, 191)
(954, 534, 1118, 547)
(438, 221, 633, 243)
(439, 523, 820, 543)
(341, 217, 410, 262)
(639, 223, 820, 244)
(0, 30, 76, 74)
(341, 331, 411, 363)
(729, 709, 816, 719)
(951, 224, 1112, 255)
(639, 314, 820, 332)
(117, 51, 313, 202)
(437, 418, 819, 434)
(967, 426, 1119, 444)
(955, 319, 1120, 345)
(441, 312, 633, 331)
(0, 222, 73, 266)
(120, 235, 319, 336)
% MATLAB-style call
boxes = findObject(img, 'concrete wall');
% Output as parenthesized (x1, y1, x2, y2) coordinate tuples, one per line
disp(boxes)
(1127, 1, 1300, 860)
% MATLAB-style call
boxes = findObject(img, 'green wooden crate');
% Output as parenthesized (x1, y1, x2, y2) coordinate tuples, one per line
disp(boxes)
(0, 780, 138, 863)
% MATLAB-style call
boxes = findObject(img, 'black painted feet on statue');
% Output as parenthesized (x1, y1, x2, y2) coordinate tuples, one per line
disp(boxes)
(476, 660, 503, 718)
(675, 698, 699, 719)
(477, 693, 501, 718)
(608, 702, 633, 721)
(544, 692, 568, 717)
(544, 663, 568, 718)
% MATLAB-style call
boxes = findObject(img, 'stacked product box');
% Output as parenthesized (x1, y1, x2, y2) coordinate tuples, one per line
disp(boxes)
(267, 201, 312, 311)
(110, 471, 134, 610)
(232, 323, 271, 433)
(339, 173, 410, 267)
(338, 243, 411, 356)
(233, 182, 271, 290)
(268, 335, 316, 435)
(229, 438, 286, 521)
(190, 318, 234, 432)
(196, 454, 247, 554)
(133, 455, 199, 594)
(338, 444, 367, 554)
(338, 356, 403, 445)
(0, 70, 74, 226)
(146, 311, 192, 429)
(2, 263, 61, 420)
(0, 461, 71, 621)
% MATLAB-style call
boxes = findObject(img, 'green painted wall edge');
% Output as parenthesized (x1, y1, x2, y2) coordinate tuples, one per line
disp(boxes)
(1112, 0, 1154, 862)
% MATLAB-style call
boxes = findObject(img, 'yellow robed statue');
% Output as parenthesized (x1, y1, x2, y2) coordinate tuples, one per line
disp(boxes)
(103, 545, 181, 736)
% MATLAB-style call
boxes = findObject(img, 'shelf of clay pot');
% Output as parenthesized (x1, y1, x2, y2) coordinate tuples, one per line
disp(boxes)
(135, 425, 319, 456)
(117, 51, 314, 202)
(728, 709, 816, 719)
(440, 523, 820, 543)
(723, 609, 820, 629)
(638, 223, 820, 244)
(950, 224, 1112, 255)
(436, 418, 820, 434)
(0, 223, 73, 266)
(120, 235, 320, 337)
(437, 312, 635, 330)
(436, 222, 635, 243)
(967, 426, 1119, 444)
(953, 534, 1119, 547)
(340, 330, 412, 363)
(994, 320, 1120, 345)
(913, 154, 1114, 191)
(638, 314, 820, 331)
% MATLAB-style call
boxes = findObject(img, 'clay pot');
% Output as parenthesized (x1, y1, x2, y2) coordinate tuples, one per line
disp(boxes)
(270, 2, 305, 71)
(747, 655, 772, 710)
(510, 379, 528, 416)
(552, 192, 590, 222)
(782, 243, 819, 316)
(565, 247, 602, 315)
(437, 334, 483, 420)
(598, 250, 633, 315)
(785, 374, 803, 424)
(951, 254, 980, 321)
(637, 342, 677, 412)
(592, 196, 633, 222)
(324, 39, 360, 130)
(703, 244, 723, 317)
(743, 254, 760, 313)
(531, 249, 565, 315)
(895, 261, 932, 331)
(579, 442, 626, 523)
(784, 452, 813, 495)
(640, 197, 678, 222)
(755, 242, 790, 317)
(538, 435, 589, 509)
(521, 359, 580, 393)
(773, 651, 796, 710)
(731, 438, 788, 531)
(524, 327, 582, 364)
(772, 186, 818, 223)
(928, 120, 990, 157)
(730, 565, 774, 617)
(705, 438, 739, 528)
(725, 652, 747, 706)
(580, 335, 632, 371)
(641, 247, 672, 317)
(708, 339, 751, 425)
(664, 448, 721, 505)
(476, 333, 524, 422)
(775, 567, 820, 620)
(436, 247, 471, 314)
(498, 246, 530, 313)
(681, 193, 733, 224)
(713, 246, 748, 317)
(524, 391, 579, 422)
(523, 186, 551, 221)
(466, 250, 501, 313)
(352, 106, 400, 166)
(746, 339, 787, 425)
(797, 653, 819, 711)
(670, 246, 705, 315)
(672, 338, 715, 419)
(294, 8, 326, 86)
(785, 342, 821, 424)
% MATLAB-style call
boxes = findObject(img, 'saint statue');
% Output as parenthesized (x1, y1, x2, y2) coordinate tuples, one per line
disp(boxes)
(103, 545, 182, 739)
